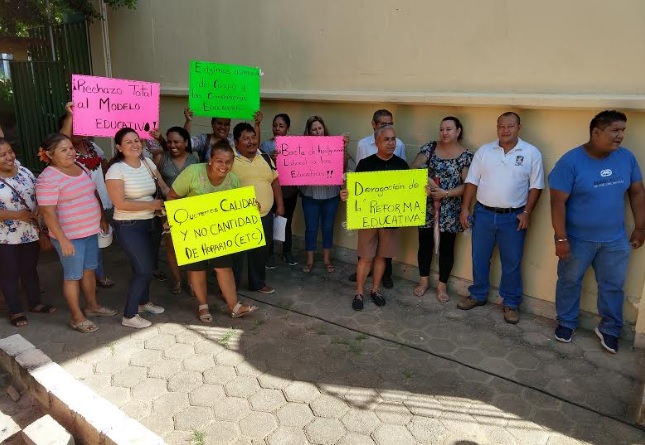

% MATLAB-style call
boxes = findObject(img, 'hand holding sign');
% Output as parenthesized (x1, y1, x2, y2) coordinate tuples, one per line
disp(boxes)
(189, 61, 260, 120)
(346, 170, 428, 229)
(71, 74, 160, 139)
(164, 186, 265, 266)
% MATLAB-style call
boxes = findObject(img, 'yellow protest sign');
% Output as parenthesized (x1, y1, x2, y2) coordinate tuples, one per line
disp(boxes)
(346, 169, 428, 229)
(164, 186, 265, 266)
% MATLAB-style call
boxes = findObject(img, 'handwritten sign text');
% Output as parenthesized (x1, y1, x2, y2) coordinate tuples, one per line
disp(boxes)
(71, 74, 159, 139)
(346, 169, 428, 229)
(189, 61, 260, 120)
(275, 136, 344, 186)
(165, 186, 265, 265)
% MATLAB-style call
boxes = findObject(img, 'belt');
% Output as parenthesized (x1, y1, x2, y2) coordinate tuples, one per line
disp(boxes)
(478, 202, 523, 214)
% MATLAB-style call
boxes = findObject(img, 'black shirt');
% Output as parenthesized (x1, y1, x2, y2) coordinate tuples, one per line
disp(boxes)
(356, 154, 409, 173)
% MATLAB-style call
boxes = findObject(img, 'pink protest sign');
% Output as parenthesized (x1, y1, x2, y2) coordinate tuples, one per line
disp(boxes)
(71, 74, 160, 139)
(275, 136, 345, 186)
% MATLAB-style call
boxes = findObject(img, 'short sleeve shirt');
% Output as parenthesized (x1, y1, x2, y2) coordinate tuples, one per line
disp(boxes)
(36, 165, 101, 240)
(356, 134, 407, 163)
(0, 166, 39, 244)
(548, 146, 642, 242)
(105, 158, 157, 221)
(465, 138, 544, 208)
(232, 152, 278, 217)
(171, 164, 240, 198)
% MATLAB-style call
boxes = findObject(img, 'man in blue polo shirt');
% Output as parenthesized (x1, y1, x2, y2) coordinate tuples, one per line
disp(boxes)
(549, 110, 645, 354)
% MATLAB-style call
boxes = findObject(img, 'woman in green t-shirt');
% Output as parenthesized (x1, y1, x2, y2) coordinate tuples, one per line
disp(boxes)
(166, 140, 257, 322)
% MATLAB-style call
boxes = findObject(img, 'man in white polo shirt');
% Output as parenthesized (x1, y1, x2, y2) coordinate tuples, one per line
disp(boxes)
(349, 109, 407, 288)
(458, 112, 544, 324)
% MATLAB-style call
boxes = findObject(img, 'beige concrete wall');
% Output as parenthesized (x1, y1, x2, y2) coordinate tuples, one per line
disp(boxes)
(92, 0, 645, 327)
(158, 97, 645, 326)
(104, 0, 645, 104)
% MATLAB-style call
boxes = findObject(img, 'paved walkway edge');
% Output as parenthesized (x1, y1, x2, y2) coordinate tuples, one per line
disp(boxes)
(0, 334, 167, 445)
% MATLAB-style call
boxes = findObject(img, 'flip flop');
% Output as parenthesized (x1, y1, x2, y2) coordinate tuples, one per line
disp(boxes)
(171, 281, 182, 295)
(85, 306, 118, 317)
(324, 263, 335, 273)
(69, 319, 98, 333)
(413, 285, 428, 297)
(96, 277, 115, 288)
(302, 263, 314, 273)
(436, 290, 450, 303)
(231, 302, 258, 318)
(10, 313, 28, 327)
(29, 304, 57, 314)
(198, 304, 213, 323)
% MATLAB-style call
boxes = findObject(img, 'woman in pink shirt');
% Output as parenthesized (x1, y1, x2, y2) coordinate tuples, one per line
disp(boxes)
(36, 134, 117, 333)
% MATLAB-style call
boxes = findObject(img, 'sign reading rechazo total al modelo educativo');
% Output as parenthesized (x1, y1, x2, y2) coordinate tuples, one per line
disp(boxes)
(71, 74, 160, 139)
(164, 186, 265, 266)
(346, 169, 428, 229)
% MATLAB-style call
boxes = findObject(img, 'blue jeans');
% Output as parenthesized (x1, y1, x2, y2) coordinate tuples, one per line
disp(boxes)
(469, 203, 526, 308)
(302, 195, 340, 251)
(555, 237, 630, 337)
(96, 250, 106, 279)
(112, 219, 160, 318)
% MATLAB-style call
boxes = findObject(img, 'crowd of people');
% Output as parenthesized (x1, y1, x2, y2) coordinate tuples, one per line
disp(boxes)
(0, 106, 641, 354)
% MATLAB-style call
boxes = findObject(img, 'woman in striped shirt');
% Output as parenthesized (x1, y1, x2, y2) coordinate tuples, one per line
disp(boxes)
(36, 134, 118, 334)
(106, 128, 169, 329)
(300, 116, 350, 273)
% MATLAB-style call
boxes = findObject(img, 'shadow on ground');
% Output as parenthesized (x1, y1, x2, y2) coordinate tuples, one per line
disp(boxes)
(0, 245, 643, 444)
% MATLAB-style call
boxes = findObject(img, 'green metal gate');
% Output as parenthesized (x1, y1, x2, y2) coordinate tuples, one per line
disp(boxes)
(9, 20, 92, 172)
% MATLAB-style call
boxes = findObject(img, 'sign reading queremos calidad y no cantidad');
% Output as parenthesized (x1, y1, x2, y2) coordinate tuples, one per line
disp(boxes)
(164, 186, 265, 266)
(71, 74, 160, 139)
(345, 169, 428, 229)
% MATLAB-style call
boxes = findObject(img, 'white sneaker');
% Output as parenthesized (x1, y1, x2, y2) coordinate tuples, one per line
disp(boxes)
(138, 302, 165, 314)
(122, 314, 152, 329)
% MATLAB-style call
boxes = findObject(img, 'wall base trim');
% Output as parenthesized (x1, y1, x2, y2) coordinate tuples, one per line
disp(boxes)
(161, 87, 645, 111)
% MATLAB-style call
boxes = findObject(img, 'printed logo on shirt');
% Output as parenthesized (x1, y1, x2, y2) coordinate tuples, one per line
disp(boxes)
(515, 155, 524, 166)
(600, 169, 612, 178)
(593, 175, 624, 188)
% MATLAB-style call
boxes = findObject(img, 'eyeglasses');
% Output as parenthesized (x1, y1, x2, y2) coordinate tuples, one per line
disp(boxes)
(376, 121, 395, 128)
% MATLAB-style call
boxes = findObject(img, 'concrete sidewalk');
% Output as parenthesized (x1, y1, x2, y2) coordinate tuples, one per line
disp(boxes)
(0, 245, 643, 445)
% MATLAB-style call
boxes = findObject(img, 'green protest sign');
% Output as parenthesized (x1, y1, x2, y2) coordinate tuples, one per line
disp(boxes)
(189, 61, 260, 120)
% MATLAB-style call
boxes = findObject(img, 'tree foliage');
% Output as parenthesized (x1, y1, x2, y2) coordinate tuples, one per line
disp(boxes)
(0, 0, 137, 37)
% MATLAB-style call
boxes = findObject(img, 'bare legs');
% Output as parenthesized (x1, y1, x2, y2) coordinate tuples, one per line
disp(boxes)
(64, 269, 104, 324)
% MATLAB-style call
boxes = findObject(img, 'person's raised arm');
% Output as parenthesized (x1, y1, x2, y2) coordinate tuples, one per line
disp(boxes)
(253, 110, 263, 146)
(60, 102, 74, 137)
(183, 107, 193, 133)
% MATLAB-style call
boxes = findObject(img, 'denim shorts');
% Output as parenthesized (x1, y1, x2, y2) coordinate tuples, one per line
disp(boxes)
(51, 234, 99, 280)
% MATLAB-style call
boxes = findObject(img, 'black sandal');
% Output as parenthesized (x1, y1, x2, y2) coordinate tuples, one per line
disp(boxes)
(30, 304, 57, 314)
(352, 294, 364, 311)
(10, 313, 28, 327)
